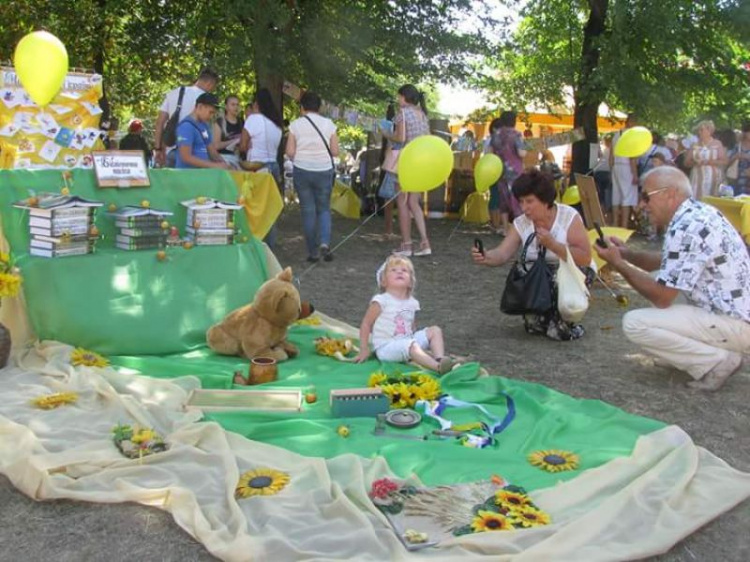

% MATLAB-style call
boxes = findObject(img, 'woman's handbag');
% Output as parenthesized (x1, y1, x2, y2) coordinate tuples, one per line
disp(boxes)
(557, 246, 590, 322)
(500, 233, 553, 315)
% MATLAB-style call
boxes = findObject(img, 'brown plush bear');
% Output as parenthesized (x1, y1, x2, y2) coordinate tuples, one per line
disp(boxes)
(206, 267, 301, 362)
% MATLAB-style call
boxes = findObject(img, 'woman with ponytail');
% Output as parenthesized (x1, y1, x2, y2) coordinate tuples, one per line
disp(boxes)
(385, 84, 432, 256)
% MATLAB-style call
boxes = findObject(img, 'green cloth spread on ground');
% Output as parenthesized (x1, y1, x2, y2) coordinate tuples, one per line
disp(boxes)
(0, 169, 268, 354)
(109, 325, 665, 490)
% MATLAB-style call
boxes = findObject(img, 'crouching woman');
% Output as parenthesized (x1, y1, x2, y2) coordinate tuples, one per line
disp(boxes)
(471, 169, 595, 340)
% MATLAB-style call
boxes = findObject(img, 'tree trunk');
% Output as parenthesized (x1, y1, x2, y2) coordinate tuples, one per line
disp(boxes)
(571, 0, 608, 177)
(94, 0, 110, 127)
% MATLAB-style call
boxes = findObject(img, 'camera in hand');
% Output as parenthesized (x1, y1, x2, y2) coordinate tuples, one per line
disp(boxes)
(474, 238, 485, 256)
(594, 221, 607, 248)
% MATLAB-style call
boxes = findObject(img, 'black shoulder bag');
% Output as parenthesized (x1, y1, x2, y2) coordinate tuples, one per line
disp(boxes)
(500, 232, 554, 315)
(162, 86, 186, 147)
(303, 115, 336, 187)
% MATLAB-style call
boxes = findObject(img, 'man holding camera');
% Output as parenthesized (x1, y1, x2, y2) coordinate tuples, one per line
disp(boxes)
(595, 166, 750, 391)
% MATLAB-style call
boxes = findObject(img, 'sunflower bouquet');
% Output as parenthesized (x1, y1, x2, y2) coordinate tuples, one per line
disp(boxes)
(0, 252, 22, 299)
(367, 370, 441, 409)
(112, 423, 167, 459)
(452, 484, 552, 535)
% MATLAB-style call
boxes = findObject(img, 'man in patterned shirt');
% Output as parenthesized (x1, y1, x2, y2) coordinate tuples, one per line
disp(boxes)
(595, 166, 750, 391)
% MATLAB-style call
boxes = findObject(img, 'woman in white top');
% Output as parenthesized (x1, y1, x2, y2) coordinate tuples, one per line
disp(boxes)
(684, 120, 727, 199)
(239, 88, 283, 248)
(471, 169, 594, 341)
(286, 91, 339, 262)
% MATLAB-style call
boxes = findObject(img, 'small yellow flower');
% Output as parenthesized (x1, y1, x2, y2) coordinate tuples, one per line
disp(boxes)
(368, 371, 388, 388)
(413, 377, 441, 401)
(495, 490, 532, 512)
(508, 505, 551, 528)
(528, 450, 579, 473)
(382, 381, 413, 409)
(236, 468, 290, 499)
(0, 272, 22, 298)
(70, 348, 110, 368)
(31, 392, 78, 410)
(131, 429, 157, 444)
(470, 510, 513, 532)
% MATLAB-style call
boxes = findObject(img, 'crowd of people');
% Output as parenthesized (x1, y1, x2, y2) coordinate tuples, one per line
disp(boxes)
(127, 68, 749, 390)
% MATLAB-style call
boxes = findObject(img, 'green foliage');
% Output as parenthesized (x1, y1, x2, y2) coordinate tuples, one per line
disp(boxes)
(1, 0, 496, 133)
(480, 0, 750, 132)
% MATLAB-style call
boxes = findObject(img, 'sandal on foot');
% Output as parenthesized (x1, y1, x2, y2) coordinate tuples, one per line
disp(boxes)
(393, 243, 413, 257)
(413, 241, 432, 257)
(437, 357, 456, 375)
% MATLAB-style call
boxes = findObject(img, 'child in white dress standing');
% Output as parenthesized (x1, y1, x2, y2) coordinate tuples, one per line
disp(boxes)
(355, 255, 455, 374)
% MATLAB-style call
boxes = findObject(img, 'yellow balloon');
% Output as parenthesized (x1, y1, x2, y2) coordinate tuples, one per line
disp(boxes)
(398, 135, 454, 192)
(13, 31, 69, 107)
(474, 153, 504, 193)
(614, 126, 653, 158)
(562, 185, 581, 205)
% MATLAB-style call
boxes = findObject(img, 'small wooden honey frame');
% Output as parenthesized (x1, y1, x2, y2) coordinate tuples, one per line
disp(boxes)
(330, 387, 390, 418)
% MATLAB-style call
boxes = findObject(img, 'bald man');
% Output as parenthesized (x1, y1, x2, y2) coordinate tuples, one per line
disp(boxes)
(596, 166, 750, 391)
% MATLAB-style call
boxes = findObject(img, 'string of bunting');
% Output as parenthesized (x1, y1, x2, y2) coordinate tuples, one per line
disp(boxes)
(525, 127, 586, 151)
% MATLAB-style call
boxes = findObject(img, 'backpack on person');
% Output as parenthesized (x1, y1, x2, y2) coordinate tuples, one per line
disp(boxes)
(162, 86, 186, 147)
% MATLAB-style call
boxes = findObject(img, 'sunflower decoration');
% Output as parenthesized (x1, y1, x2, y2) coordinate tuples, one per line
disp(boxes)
(0, 253, 22, 299)
(495, 489, 533, 513)
(508, 505, 552, 529)
(528, 449, 580, 473)
(236, 467, 290, 499)
(470, 510, 513, 532)
(368, 370, 441, 410)
(31, 391, 79, 410)
(70, 347, 110, 368)
(314, 336, 359, 362)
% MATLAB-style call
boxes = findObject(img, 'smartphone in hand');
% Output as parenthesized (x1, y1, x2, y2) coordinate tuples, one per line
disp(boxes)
(474, 238, 485, 256)
(593, 221, 607, 248)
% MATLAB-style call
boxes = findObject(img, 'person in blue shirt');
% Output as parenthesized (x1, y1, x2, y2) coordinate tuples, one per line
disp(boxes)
(175, 93, 230, 169)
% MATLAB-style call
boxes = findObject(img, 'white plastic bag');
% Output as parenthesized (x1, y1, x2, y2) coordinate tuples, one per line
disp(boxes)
(557, 246, 590, 322)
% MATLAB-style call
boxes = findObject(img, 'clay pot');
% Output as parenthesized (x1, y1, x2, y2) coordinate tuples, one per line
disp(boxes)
(248, 357, 278, 385)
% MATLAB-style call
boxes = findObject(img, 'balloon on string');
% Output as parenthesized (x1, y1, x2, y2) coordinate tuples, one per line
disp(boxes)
(398, 135, 454, 193)
(614, 126, 653, 158)
(13, 31, 69, 107)
(474, 153, 504, 193)
(562, 185, 581, 206)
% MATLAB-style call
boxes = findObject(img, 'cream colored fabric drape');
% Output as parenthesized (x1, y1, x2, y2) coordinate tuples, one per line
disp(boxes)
(1, 341, 749, 562)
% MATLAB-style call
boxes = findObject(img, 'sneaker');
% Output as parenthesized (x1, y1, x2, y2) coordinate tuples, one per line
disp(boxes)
(321, 245, 334, 262)
(306, 256, 320, 263)
(687, 353, 742, 391)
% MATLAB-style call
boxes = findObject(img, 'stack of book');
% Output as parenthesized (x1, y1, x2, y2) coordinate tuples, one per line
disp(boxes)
(14, 193, 103, 258)
(181, 198, 242, 246)
(110, 206, 173, 250)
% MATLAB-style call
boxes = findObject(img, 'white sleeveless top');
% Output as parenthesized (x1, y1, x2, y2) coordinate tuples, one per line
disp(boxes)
(512, 204, 580, 264)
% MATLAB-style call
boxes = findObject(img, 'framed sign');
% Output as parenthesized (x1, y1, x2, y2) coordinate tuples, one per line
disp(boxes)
(92, 150, 150, 188)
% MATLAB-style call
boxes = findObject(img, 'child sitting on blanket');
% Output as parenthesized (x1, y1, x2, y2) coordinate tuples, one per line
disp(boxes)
(354, 255, 455, 374)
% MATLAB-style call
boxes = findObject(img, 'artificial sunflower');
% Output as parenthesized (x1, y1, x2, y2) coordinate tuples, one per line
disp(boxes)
(413, 377, 441, 401)
(382, 381, 415, 409)
(495, 490, 532, 512)
(509, 505, 551, 528)
(470, 510, 513, 532)
(293, 315, 321, 326)
(0, 271, 22, 298)
(236, 467, 290, 499)
(31, 392, 78, 410)
(70, 347, 110, 368)
(368, 371, 388, 387)
(528, 450, 579, 473)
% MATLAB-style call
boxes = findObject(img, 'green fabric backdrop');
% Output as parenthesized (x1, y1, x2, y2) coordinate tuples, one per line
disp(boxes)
(0, 169, 268, 354)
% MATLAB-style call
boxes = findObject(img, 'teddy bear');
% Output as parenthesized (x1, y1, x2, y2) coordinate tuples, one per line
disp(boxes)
(206, 267, 303, 363)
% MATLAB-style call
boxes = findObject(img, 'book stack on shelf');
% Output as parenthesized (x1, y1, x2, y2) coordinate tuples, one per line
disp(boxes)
(181, 198, 242, 246)
(14, 193, 103, 258)
(110, 206, 173, 250)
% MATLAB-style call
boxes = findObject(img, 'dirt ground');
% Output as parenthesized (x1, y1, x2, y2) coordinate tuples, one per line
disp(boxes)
(1, 205, 748, 562)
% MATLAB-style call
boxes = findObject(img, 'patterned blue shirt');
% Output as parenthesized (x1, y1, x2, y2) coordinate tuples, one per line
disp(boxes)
(657, 198, 750, 322)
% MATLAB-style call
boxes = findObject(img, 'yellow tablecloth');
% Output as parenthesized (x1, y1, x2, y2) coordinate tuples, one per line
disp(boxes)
(704, 196, 750, 244)
(229, 171, 284, 240)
